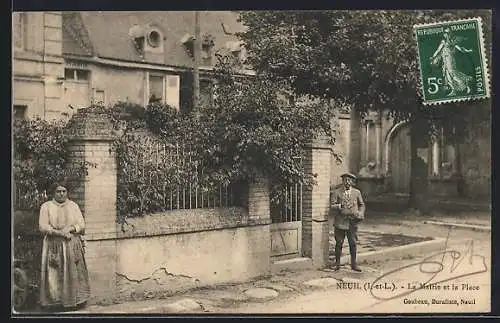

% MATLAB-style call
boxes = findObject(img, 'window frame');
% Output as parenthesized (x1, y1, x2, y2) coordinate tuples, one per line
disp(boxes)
(148, 72, 166, 104)
(64, 68, 90, 82)
(13, 105, 27, 120)
(92, 88, 106, 106)
(363, 118, 377, 164)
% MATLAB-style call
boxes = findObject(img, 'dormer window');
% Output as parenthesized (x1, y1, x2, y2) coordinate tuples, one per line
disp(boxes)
(146, 29, 162, 49)
(201, 33, 215, 64)
(129, 24, 145, 54)
(225, 41, 247, 63)
(201, 33, 215, 52)
(129, 24, 164, 54)
(181, 33, 195, 57)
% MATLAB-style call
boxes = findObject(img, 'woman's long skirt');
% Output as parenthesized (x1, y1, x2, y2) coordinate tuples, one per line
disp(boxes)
(39, 235, 91, 308)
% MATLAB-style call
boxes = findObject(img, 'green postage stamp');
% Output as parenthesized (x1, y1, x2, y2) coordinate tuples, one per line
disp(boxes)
(414, 17, 490, 105)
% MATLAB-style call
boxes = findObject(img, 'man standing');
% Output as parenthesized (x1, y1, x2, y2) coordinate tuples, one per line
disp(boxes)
(331, 173, 365, 272)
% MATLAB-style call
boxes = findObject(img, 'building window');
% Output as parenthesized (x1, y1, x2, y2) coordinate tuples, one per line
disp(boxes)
(13, 105, 27, 120)
(64, 68, 90, 81)
(144, 28, 164, 52)
(146, 30, 162, 48)
(179, 71, 193, 112)
(367, 121, 376, 162)
(149, 74, 165, 103)
(148, 73, 180, 109)
(363, 120, 377, 164)
(430, 126, 458, 177)
(201, 33, 215, 66)
(13, 12, 26, 51)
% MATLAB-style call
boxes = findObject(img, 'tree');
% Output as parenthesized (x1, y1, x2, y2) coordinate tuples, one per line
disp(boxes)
(199, 53, 338, 190)
(236, 10, 492, 211)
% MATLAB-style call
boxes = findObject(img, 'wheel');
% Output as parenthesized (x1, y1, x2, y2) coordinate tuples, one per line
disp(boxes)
(13, 267, 29, 311)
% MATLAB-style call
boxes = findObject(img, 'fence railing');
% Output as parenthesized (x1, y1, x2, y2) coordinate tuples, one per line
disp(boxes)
(118, 134, 243, 214)
(13, 186, 49, 211)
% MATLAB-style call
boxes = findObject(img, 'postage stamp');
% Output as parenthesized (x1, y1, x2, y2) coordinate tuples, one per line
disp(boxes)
(414, 17, 490, 105)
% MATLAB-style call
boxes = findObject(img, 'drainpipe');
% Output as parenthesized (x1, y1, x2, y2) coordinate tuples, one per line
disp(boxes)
(192, 11, 201, 119)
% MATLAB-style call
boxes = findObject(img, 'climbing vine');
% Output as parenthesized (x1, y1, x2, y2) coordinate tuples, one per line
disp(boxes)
(95, 53, 338, 223)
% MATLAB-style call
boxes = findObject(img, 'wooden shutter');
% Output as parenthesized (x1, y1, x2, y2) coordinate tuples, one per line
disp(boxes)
(165, 75, 180, 110)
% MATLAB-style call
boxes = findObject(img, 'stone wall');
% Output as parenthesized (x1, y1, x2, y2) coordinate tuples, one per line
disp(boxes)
(65, 109, 273, 304)
(114, 210, 270, 302)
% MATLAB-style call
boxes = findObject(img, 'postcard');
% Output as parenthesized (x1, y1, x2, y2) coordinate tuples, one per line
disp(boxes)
(12, 9, 491, 315)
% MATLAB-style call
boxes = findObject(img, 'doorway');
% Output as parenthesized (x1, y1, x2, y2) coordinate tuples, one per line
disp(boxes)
(270, 183, 302, 260)
(389, 124, 411, 194)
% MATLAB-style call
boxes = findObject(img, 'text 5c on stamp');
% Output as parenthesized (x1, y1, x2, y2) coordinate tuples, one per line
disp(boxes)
(413, 17, 490, 105)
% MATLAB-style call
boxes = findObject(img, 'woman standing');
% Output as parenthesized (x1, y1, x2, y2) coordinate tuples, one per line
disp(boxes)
(38, 182, 90, 311)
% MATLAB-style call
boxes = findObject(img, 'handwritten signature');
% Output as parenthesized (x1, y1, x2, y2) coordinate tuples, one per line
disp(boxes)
(368, 227, 488, 301)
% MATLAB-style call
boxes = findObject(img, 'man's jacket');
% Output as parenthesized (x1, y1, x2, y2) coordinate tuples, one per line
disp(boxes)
(330, 186, 365, 230)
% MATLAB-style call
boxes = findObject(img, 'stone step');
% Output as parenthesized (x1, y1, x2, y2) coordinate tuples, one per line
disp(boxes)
(271, 257, 313, 274)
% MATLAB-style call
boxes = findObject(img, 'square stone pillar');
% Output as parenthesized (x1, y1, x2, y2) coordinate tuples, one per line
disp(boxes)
(302, 135, 332, 268)
(248, 174, 270, 222)
(66, 107, 119, 304)
(245, 174, 271, 275)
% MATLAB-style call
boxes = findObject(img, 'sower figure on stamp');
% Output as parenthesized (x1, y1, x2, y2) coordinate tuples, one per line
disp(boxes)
(331, 173, 365, 272)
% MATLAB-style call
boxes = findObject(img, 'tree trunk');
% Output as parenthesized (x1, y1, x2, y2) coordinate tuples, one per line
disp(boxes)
(408, 123, 429, 214)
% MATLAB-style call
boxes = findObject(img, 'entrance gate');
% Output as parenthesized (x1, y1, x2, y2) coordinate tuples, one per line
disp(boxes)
(270, 183, 303, 260)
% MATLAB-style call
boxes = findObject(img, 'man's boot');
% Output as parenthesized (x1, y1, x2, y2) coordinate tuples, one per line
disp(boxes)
(351, 252, 361, 272)
(334, 247, 341, 271)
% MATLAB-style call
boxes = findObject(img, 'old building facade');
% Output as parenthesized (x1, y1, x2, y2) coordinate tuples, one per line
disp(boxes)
(12, 11, 491, 200)
(12, 12, 65, 120)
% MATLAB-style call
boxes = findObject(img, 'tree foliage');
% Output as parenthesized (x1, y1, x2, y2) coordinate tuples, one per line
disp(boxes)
(202, 54, 338, 186)
(237, 10, 492, 139)
(100, 49, 341, 220)
(105, 102, 206, 221)
(13, 118, 92, 210)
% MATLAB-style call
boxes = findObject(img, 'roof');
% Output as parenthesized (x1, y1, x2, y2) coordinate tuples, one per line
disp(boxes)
(62, 11, 246, 68)
(62, 12, 94, 57)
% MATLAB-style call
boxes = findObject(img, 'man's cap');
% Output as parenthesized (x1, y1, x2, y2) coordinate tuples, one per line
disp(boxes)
(340, 172, 357, 181)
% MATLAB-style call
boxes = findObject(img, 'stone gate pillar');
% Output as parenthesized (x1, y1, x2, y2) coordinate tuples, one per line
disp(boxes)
(248, 174, 270, 222)
(302, 134, 332, 268)
(247, 174, 271, 273)
(66, 107, 118, 304)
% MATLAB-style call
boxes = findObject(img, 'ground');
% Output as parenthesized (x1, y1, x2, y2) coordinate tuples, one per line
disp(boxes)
(20, 210, 491, 315)
(212, 211, 491, 314)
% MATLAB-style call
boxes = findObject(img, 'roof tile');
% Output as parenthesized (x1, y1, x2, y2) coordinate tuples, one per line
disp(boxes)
(63, 11, 245, 68)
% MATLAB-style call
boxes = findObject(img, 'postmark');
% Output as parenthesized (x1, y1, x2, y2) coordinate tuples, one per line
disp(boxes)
(414, 17, 490, 105)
